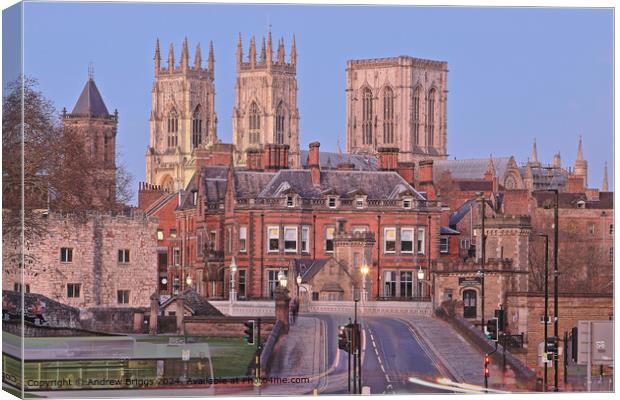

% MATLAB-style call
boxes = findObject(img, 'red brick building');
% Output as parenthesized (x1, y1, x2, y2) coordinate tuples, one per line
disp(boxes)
(139, 144, 464, 301)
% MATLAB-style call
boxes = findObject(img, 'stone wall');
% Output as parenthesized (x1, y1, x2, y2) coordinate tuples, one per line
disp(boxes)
(184, 316, 276, 337)
(80, 307, 149, 334)
(3, 212, 158, 308)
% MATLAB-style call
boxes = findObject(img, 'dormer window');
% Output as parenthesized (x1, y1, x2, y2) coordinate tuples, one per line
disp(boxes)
(286, 196, 294, 207)
(356, 197, 364, 209)
(328, 197, 337, 208)
(577, 200, 586, 209)
(403, 198, 412, 209)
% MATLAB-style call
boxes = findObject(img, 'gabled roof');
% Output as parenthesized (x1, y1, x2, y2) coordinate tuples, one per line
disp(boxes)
(258, 170, 425, 200)
(434, 157, 511, 181)
(160, 288, 223, 317)
(70, 78, 110, 117)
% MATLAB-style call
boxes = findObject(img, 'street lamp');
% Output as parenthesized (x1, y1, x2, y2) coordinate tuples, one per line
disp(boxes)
(417, 266, 425, 281)
(296, 274, 302, 297)
(361, 262, 369, 302)
(230, 256, 237, 304)
(278, 269, 288, 288)
(185, 275, 193, 287)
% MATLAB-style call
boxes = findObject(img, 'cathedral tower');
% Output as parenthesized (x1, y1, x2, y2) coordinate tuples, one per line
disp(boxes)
(63, 70, 117, 206)
(232, 32, 300, 167)
(146, 37, 218, 191)
(345, 56, 448, 163)
(573, 136, 588, 187)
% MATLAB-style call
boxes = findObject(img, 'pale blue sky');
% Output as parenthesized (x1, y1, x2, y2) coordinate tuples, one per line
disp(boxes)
(8, 3, 615, 199)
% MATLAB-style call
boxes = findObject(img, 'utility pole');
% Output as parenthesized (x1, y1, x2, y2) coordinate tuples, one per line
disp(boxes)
(552, 189, 559, 392)
(539, 233, 549, 391)
(478, 193, 486, 332)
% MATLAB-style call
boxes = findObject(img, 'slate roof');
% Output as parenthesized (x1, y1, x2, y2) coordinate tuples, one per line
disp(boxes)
(70, 78, 110, 117)
(434, 157, 511, 181)
(258, 170, 425, 200)
(234, 170, 277, 199)
(533, 191, 613, 210)
(293, 259, 329, 283)
(161, 288, 223, 317)
(300, 150, 378, 171)
(526, 166, 568, 190)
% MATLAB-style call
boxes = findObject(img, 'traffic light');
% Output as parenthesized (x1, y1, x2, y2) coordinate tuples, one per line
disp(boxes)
(484, 354, 490, 378)
(494, 308, 505, 331)
(486, 318, 498, 341)
(338, 325, 349, 351)
(546, 336, 559, 359)
(244, 320, 255, 345)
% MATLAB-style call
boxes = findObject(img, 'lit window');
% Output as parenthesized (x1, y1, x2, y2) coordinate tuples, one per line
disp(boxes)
(268, 226, 280, 252)
(384, 227, 396, 253)
(440, 237, 449, 253)
(401, 228, 414, 253)
(118, 249, 130, 263)
(60, 247, 73, 263)
(301, 227, 310, 253)
(417, 227, 426, 254)
(67, 284, 81, 298)
(239, 226, 247, 253)
(284, 226, 298, 252)
(157, 229, 164, 241)
(325, 227, 335, 253)
(328, 197, 337, 208)
(117, 290, 130, 304)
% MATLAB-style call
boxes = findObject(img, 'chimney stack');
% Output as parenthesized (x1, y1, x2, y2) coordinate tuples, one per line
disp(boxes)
(378, 147, 399, 171)
(263, 144, 290, 172)
(396, 162, 415, 185)
(418, 160, 436, 200)
(246, 148, 264, 171)
(309, 142, 321, 186)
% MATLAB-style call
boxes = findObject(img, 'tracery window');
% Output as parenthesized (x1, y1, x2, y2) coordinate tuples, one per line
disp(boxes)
(412, 86, 421, 146)
(167, 108, 178, 148)
(362, 88, 373, 145)
(383, 87, 394, 144)
(425, 89, 436, 147)
(275, 102, 285, 144)
(192, 105, 202, 148)
(249, 102, 260, 144)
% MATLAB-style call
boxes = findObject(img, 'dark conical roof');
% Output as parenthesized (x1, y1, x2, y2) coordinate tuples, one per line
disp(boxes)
(70, 78, 110, 117)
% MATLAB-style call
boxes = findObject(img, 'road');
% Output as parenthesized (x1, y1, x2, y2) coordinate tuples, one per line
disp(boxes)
(309, 314, 450, 395)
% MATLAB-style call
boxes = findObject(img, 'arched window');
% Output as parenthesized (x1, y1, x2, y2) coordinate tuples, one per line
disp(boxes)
(275, 102, 285, 144)
(248, 102, 260, 144)
(167, 108, 178, 148)
(412, 86, 421, 146)
(192, 105, 202, 149)
(362, 88, 373, 145)
(383, 87, 394, 144)
(425, 89, 436, 147)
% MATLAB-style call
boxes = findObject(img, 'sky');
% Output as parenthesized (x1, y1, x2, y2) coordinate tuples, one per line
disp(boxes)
(7, 3, 615, 200)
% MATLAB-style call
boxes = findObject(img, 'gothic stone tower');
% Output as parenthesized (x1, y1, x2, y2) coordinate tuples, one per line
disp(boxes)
(146, 38, 218, 191)
(232, 32, 300, 168)
(345, 56, 448, 163)
(63, 73, 117, 206)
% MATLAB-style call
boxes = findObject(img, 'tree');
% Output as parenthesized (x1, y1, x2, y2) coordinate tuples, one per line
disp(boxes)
(2, 76, 133, 240)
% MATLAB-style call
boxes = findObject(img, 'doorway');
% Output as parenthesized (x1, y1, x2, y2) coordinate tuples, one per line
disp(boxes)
(463, 289, 477, 318)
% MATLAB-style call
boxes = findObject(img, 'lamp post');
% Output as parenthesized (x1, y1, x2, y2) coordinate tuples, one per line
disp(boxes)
(296, 274, 302, 298)
(230, 256, 237, 304)
(539, 233, 549, 392)
(185, 275, 193, 288)
(477, 192, 487, 332)
(278, 269, 288, 289)
(361, 263, 369, 303)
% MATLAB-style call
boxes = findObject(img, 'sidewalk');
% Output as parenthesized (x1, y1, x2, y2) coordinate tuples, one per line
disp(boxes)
(259, 316, 325, 395)
(402, 315, 485, 386)
(403, 315, 534, 393)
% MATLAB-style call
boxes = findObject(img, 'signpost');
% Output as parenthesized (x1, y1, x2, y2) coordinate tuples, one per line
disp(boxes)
(576, 320, 613, 392)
